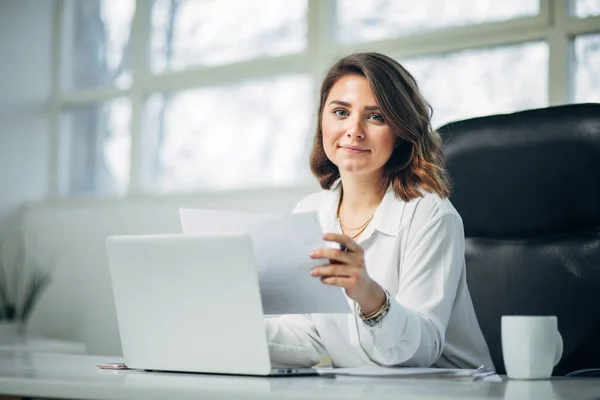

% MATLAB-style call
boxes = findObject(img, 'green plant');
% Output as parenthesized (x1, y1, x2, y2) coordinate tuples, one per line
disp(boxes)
(0, 239, 50, 323)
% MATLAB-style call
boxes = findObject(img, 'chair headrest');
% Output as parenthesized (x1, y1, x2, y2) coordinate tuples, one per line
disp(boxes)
(439, 103, 600, 238)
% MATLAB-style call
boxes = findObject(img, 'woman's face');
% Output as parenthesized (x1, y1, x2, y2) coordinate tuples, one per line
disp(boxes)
(321, 74, 396, 178)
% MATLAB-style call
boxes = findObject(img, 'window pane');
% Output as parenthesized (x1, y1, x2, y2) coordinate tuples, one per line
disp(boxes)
(150, 0, 307, 73)
(402, 42, 548, 128)
(63, 0, 135, 90)
(572, 33, 600, 103)
(336, 0, 539, 44)
(143, 76, 313, 192)
(61, 99, 131, 195)
(571, 0, 600, 17)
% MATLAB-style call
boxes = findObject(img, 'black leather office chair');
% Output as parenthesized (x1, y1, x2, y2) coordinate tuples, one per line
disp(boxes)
(439, 103, 600, 376)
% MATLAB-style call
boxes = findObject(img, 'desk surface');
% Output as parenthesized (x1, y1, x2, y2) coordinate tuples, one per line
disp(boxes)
(1, 350, 600, 400)
(0, 336, 86, 354)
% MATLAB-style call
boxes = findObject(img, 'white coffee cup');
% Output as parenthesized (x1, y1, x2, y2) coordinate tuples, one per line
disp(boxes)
(501, 316, 563, 380)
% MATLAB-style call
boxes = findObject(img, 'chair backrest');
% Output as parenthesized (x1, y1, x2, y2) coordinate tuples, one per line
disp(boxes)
(439, 103, 600, 375)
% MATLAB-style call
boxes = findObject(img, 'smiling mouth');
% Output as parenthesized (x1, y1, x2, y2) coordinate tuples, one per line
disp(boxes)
(340, 146, 369, 153)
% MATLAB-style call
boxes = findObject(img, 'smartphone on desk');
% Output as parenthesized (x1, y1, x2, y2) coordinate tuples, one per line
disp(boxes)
(97, 362, 129, 370)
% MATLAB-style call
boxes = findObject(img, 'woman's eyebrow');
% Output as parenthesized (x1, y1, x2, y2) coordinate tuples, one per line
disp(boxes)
(328, 100, 380, 111)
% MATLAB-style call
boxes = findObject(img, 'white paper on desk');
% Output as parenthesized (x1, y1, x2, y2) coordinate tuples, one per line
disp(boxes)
(316, 366, 501, 382)
(179, 208, 351, 315)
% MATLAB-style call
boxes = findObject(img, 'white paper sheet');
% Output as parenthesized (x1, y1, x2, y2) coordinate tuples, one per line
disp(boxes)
(316, 365, 501, 382)
(179, 208, 351, 315)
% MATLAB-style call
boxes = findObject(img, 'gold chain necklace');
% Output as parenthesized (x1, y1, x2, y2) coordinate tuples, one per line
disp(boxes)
(336, 196, 375, 239)
(346, 223, 370, 240)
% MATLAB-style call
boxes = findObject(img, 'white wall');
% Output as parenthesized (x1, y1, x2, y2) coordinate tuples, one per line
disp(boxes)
(0, 0, 53, 228)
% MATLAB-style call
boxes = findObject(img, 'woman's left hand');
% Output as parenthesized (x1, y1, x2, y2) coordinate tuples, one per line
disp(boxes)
(310, 233, 386, 315)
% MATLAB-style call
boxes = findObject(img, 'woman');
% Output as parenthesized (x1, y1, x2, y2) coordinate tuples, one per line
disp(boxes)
(265, 52, 493, 370)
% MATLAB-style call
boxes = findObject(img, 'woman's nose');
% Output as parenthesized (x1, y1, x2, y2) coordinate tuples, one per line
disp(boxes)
(346, 117, 365, 139)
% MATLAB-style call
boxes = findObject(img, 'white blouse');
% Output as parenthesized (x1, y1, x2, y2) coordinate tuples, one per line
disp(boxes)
(265, 180, 494, 369)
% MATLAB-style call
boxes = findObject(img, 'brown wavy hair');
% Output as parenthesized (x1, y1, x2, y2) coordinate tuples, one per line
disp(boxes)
(310, 52, 451, 202)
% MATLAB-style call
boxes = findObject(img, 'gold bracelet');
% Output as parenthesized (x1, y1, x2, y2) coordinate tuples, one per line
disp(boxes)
(361, 299, 387, 320)
(363, 303, 386, 321)
(359, 289, 391, 327)
(358, 289, 390, 320)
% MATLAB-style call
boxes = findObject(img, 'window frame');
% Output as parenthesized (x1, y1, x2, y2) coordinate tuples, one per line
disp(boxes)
(49, 0, 600, 199)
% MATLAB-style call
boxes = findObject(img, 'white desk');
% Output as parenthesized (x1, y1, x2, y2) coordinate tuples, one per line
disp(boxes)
(1, 350, 600, 400)
(0, 336, 86, 354)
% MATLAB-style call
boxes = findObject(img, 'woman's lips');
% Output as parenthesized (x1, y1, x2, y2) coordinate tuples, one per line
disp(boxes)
(340, 145, 369, 154)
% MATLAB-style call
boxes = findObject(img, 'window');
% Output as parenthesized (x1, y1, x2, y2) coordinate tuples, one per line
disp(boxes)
(571, 0, 600, 18)
(150, 0, 308, 72)
(571, 33, 600, 102)
(404, 42, 549, 127)
(60, 98, 131, 195)
(54, 0, 600, 197)
(336, 0, 539, 43)
(143, 75, 313, 191)
(62, 0, 135, 90)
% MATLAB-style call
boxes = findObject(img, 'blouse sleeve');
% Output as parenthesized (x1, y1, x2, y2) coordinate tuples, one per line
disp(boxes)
(356, 208, 466, 367)
(265, 314, 327, 367)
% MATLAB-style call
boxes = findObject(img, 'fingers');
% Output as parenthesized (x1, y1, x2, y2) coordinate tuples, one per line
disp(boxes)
(310, 247, 353, 264)
(310, 264, 359, 278)
(309, 233, 365, 292)
(320, 276, 350, 286)
(322, 233, 363, 254)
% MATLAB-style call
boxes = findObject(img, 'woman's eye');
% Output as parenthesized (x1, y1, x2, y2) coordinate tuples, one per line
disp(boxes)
(368, 113, 385, 122)
(333, 109, 349, 117)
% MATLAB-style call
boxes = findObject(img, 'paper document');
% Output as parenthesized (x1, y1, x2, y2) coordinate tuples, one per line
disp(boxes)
(316, 365, 500, 382)
(179, 208, 351, 315)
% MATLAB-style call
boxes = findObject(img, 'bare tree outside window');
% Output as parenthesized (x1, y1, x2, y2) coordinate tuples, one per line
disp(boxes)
(336, 0, 539, 43)
(144, 76, 313, 192)
(403, 42, 549, 128)
(150, 0, 307, 72)
(61, 0, 134, 195)
(571, 0, 600, 18)
(143, 0, 312, 192)
(572, 33, 600, 102)
(65, 0, 134, 90)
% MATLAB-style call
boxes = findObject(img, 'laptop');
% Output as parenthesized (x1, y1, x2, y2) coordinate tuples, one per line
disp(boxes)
(106, 233, 318, 376)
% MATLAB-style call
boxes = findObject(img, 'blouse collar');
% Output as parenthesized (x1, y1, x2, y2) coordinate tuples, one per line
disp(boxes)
(318, 179, 405, 242)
